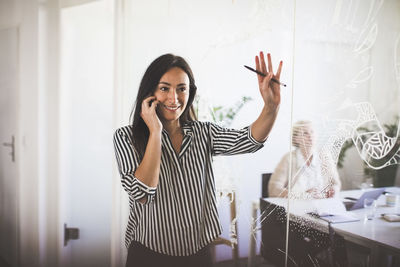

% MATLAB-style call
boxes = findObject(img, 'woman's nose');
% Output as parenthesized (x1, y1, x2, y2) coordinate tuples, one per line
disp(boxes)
(168, 89, 178, 103)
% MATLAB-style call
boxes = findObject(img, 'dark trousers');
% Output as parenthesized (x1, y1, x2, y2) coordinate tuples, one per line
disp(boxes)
(126, 241, 213, 267)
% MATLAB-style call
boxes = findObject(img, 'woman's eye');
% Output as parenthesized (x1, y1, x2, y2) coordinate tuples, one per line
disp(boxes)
(178, 87, 187, 92)
(160, 87, 169, 92)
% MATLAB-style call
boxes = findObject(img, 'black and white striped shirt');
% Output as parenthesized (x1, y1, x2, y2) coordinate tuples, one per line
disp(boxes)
(113, 121, 264, 256)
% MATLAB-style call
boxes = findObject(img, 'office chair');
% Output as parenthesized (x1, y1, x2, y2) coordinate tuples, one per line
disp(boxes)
(261, 173, 272, 198)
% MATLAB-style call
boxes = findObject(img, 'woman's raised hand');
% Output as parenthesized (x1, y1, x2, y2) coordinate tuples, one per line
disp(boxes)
(255, 51, 283, 114)
(141, 96, 162, 133)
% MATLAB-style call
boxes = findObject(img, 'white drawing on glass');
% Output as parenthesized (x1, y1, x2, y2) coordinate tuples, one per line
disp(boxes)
(353, 23, 378, 53)
(329, 102, 400, 170)
(346, 66, 374, 88)
(256, 1, 398, 265)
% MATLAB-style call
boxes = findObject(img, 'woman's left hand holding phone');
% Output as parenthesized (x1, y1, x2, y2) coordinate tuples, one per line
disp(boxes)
(141, 96, 162, 134)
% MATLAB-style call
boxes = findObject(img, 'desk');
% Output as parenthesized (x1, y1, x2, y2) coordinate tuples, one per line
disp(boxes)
(260, 188, 400, 267)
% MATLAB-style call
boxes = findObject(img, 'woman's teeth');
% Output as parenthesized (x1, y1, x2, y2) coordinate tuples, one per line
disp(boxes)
(164, 105, 180, 111)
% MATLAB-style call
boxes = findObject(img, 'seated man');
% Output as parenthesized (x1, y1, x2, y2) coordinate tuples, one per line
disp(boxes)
(269, 120, 341, 199)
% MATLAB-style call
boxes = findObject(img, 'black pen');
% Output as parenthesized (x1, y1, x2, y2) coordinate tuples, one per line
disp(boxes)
(244, 65, 287, 87)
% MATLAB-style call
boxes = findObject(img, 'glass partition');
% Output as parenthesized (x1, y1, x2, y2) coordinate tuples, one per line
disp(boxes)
(123, 0, 400, 266)
(273, 0, 400, 266)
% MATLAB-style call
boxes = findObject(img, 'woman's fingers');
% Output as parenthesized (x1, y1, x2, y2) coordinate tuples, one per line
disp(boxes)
(255, 56, 262, 84)
(142, 96, 157, 112)
(263, 72, 273, 90)
(150, 99, 159, 111)
(256, 51, 282, 82)
(267, 53, 273, 74)
(142, 96, 156, 106)
(141, 96, 162, 132)
(254, 52, 282, 103)
(276, 60, 283, 80)
(260, 51, 267, 75)
(141, 96, 157, 118)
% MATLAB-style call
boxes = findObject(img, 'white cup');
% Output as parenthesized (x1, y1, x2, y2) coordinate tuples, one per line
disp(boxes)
(386, 194, 399, 207)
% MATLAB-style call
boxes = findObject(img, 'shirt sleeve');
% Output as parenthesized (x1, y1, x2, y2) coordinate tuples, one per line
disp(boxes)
(269, 153, 290, 197)
(209, 122, 265, 156)
(113, 127, 156, 204)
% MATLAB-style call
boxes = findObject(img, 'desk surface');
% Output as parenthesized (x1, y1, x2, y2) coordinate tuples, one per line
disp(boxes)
(262, 187, 400, 254)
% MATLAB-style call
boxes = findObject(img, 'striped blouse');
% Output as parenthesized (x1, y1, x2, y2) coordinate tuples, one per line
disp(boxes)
(113, 121, 264, 256)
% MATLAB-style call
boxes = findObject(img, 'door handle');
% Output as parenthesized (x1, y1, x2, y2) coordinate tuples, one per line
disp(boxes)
(64, 223, 80, 246)
(2, 135, 15, 162)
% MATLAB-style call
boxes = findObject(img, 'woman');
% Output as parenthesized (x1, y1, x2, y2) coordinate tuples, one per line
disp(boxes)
(268, 120, 341, 199)
(113, 52, 282, 267)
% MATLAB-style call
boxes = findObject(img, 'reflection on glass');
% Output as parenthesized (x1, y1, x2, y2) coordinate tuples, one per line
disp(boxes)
(269, 120, 341, 199)
(260, 0, 400, 266)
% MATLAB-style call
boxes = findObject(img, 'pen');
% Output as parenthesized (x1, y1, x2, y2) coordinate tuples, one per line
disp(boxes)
(244, 65, 287, 87)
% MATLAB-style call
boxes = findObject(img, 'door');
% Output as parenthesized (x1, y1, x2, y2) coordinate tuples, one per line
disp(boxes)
(0, 27, 19, 267)
(58, 1, 114, 266)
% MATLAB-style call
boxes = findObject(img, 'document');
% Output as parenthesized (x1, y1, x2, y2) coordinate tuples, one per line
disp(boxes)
(309, 198, 360, 223)
(310, 198, 347, 216)
(318, 214, 360, 224)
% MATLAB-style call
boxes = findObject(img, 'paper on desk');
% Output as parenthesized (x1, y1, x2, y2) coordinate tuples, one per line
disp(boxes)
(318, 214, 360, 224)
(309, 199, 360, 224)
(310, 198, 347, 216)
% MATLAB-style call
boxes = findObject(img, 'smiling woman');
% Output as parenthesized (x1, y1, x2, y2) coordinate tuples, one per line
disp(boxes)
(154, 67, 190, 153)
(155, 68, 190, 129)
(129, 54, 198, 158)
(113, 52, 283, 267)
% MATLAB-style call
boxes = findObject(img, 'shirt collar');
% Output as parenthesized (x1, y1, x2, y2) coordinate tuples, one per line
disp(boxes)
(182, 122, 193, 137)
(161, 122, 193, 137)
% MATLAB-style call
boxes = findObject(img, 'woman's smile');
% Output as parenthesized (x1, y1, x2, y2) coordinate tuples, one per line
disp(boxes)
(163, 104, 181, 111)
(154, 67, 189, 123)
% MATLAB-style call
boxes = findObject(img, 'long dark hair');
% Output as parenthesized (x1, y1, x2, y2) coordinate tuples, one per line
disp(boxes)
(130, 54, 198, 157)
